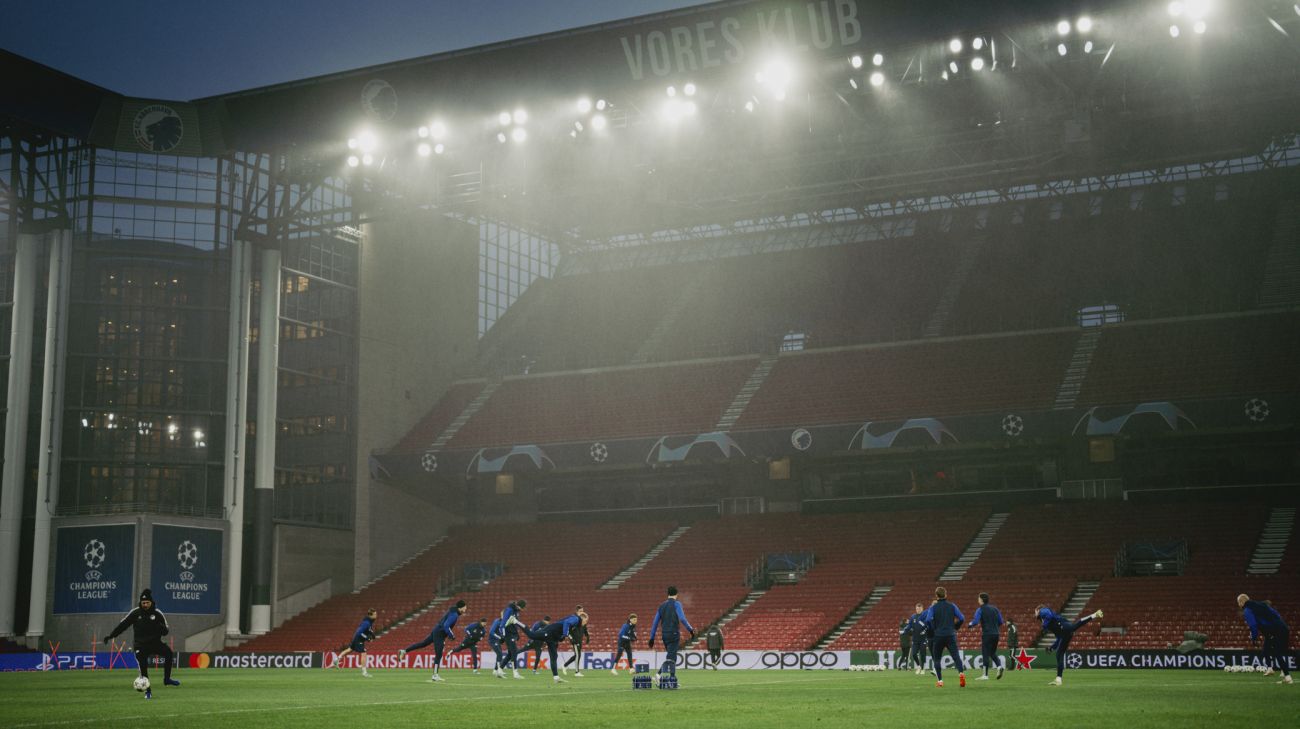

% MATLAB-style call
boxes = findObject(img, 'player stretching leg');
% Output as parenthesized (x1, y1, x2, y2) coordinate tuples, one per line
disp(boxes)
(1036, 604, 1103, 686)
(612, 614, 637, 675)
(330, 608, 378, 677)
(1239, 593, 1293, 684)
(399, 599, 466, 682)
(449, 618, 488, 673)
(498, 599, 528, 679)
(924, 587, 966, 688)
(968, 592, 1004, 680)
(104, 589, 180, 697)
(487, 617, 507, 678)
(522, 610, 589, 684)
(648, 586, 695, 686)
(526, 617, 550, 674)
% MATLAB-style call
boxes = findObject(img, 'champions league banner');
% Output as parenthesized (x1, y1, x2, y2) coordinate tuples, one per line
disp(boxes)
(150, 524, 223, 614)
(53, 524, 136, 615)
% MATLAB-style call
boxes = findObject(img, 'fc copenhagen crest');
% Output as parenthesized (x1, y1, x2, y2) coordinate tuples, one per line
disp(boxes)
(132, 104, 184, 152)
(361, 80, 398, 121)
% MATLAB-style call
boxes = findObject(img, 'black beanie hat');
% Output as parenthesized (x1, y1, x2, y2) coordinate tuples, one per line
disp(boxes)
(139, 589, 154, 602)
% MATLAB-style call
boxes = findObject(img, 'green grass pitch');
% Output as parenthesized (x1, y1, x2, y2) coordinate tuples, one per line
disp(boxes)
(3, 667, 1296, 728)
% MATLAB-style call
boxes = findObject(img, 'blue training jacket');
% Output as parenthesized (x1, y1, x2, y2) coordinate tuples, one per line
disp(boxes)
(558, 614, 583, 640)
(1242, 600, 1289, 641)
(488, 618, 505, 643)
(924, 599, 964, 638)
(436, 607, 460, 639)
(353, 616, 375, 642)
(970, 604, 1004, 637)
(619, 621, 637, 642)
(501, 602, 523, 635)
(650, 598, 694, 640)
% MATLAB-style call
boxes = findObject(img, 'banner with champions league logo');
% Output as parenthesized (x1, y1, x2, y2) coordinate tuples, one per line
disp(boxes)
(53, 524, 136, 614)
(149, 524, 223, 614)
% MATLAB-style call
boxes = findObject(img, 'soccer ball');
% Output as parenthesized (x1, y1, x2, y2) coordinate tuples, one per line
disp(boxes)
(133, 676, 150, 692)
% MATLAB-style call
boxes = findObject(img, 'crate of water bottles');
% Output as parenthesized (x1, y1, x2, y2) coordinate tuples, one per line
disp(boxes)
(658, 675, 678, 690)
(632, 675, 653, 690)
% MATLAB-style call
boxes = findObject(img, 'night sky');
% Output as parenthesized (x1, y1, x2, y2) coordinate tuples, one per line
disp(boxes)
(2, 1, 707, 100)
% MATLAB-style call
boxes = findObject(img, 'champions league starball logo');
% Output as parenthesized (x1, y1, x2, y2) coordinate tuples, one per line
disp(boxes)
(177, 540, 199, 582)
(1001, 414, 1024, 437)
(1244, 398, 1270, 423)
(1066, 653, 1085, 669)
(132, 105, 184, 153)
(589, 442, 609, 463)
(83, 539, 106, 579)
(421, 451, 439, 473)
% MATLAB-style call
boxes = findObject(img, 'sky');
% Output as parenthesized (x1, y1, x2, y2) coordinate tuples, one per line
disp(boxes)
(2, 0, 708, 100)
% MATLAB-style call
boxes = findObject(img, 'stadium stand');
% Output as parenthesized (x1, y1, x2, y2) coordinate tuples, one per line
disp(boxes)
(391, 380, 487, 453)
(445, 359, 755, 449)
(1075, 312, 1300, 407)
(734, 330, 1078, 429)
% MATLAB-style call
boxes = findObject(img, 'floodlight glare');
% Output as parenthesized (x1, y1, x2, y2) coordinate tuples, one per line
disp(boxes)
(417, 142, 431, 157)
(971, 57, 985, 71)
(941, 70, 950, 81)
(577, 97, 593, 113)
(870, 71, 885, 87)
(744, 100, 756, 112)
(1057, 20, 1071, 35)
(949, 38, 963, 53)
(496, 132, 507, 143)
(357, 131, 378, 153)
(511, 127, 527, 142)
(347, 137, 358, 150)
(1169, 24, 1181, 37)
(430, 121, 447, 139)
(1057, 43, 1068, 56)
(498, 112, 512, 126)
(872, 53, 884, 66)
(1193, 19, 1206, 33)
(684, 100, 698, 115)
(849, 78, 859, 89)
(773, 88, 787, 101)
(973, 37, 985, 51)
(591, 114, 607, 130)
(1168, 1, 1184, 17)
(667, 85, 677, 97)
(346, 155, 359, 168)
(1084, 40, 1095, 53)
(361, 153, 374, 166)
(684, 82, 697, 96)
(850, 54, 863, 69)
(433, 143, 445, 155)
(570, 130, 578, 138)
(574, 121, 584, 132)
(1186, 0, 1211, 19)
(948, 60, 959, 74)
(1077, 16, 1093, 33)
(595, 99, 607, 111)
(417, 126, 429, 138)
(512, 109, 527, 124)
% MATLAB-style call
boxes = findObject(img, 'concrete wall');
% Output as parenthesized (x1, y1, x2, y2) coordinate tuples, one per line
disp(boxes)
(353, 210, 478, 587)
(272, 524, 352, 627)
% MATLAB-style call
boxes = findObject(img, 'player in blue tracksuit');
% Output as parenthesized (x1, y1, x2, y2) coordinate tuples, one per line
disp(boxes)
(648, 586, 696, 683)
(496, 599, 527, 678)
(399, 599, 466, 681)
(526, 617, 551, 673)
(523, 610, 589, 683)
(923, 587, 966, 688)
(450, 618, 488, 673)
(972, 595, 1008, 680)
(486, 617, 506, 677)
(1037, 604, 1103, 685)
(906, 603, 929, 674)
(1238, 593, 1293, 684)
(330, 608, 378, 676)
(969, 592, 1005, 680)
(612, 614, 638, 675)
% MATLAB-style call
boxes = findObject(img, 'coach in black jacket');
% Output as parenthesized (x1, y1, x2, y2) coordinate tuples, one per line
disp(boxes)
(105, 589, 180, 687)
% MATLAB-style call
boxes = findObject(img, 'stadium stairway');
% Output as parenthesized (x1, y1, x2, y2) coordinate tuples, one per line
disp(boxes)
(600, 525, 692, 589)
(814, 585, 891, 649)
(687, 589, 767, 648)
(630, 268, 709, 364)
(1257, 199, 1300, 308)
(922, 234, 986, 338)
(1036, 580, 1100, 649)
(938, 512, 1009, 581)
(714, 354, 779, 431)
(1051, 328, 1101, 410)
(428, 382, 500, 450)
(1247, 506, 1295, 575)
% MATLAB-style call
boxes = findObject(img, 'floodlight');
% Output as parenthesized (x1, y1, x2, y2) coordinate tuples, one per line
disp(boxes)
(1057, 20, 1071, 35)
(1077, 16, 1093, 33)
(1193, 19, 1206, 33)
(849, 78, 859, 89)
(361, 154, 374, 166)
(430, 121, 447, 139)
(1084, 40, 1095, 53)
(1169, 24, 1181, 37)
(577, 97, 593, 113)
(870, 71, 885, 87)
(512, 109, 527, 125)
(417, 143, 431, 157)
(498, 111, 512, 126)
(417, 126, 429, 138)
(357, 131, 377, 153)
(744, 100, 755, 112)
(684, 82, 697, 96)
(347, 137, 358, 150)
(511, 127, 527, 142)
(850, 55, 863, 69)
(596, 99, 607, 111)
(346, 155, 359, 168)
(949, 38, 962, 53)
(496, 132, 507, 143)
(948, 61, 959, 73)
(1058, 43, 1068, 56)
(1168, 1, 1184, 17)
(667, 85, 677, 97)
(433, 143, 445, 155)
(971, 57, 985, 71)
(872, 53, 884, 66)
(591, 114, 607, 130)
(973, 37, 985, 51)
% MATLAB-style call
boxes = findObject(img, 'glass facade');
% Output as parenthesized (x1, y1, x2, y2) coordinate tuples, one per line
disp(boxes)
(478, 219, 556, 337)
